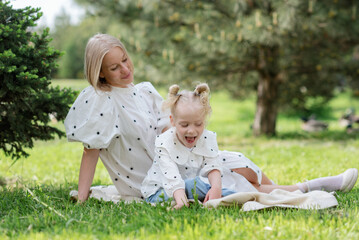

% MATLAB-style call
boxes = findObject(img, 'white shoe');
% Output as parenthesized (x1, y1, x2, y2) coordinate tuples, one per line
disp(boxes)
(339, 168, 358, 192)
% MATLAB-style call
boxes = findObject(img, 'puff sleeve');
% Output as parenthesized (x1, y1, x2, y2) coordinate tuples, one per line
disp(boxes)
(64, 86, 121, 149)
(137, 82, 170, 133)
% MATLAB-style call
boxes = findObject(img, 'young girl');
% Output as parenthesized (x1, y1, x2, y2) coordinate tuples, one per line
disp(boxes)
(141, 84, 236, 209)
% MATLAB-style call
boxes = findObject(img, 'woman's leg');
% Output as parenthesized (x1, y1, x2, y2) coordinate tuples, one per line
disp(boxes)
(232, 168, 273, 185)
(254, 184, 299, 193)
(296, 168, 358, 193)
(233, 167, 358, 193)
(232, 167, 299, 193)
(223, 150, 357, 193)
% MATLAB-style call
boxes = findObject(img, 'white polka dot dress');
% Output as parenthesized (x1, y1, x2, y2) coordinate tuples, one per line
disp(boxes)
(218, 150, 262, 192)
(141, 128, 222, 198)
(64, 82, 170, 198)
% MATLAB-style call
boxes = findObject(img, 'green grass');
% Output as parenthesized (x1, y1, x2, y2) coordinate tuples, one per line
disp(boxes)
(1, 79, 359, 239)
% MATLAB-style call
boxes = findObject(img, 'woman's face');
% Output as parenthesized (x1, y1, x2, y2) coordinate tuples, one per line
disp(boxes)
(100, 47, 133, 88)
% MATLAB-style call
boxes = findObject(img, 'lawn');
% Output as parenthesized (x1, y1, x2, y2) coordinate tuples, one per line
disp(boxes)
(1, 79, 359, 239)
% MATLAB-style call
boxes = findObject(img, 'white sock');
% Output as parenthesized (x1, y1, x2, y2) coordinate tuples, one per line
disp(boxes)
(296, 173, 343, 193)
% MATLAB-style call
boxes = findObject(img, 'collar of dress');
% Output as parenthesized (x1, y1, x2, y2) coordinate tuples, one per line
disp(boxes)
(155, 127, 219, 164)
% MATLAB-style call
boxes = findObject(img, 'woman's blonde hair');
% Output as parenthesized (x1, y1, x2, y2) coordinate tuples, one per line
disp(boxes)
(84, 33, 134, 91)
(162, 83, 212, 119)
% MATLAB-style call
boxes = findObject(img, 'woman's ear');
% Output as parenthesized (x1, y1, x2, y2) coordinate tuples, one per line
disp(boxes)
(99, 71, 105, 78)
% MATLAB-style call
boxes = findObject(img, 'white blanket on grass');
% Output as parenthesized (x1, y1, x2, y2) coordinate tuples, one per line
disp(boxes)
(204, 189, 338, 211)
(70, 186, 338, 211)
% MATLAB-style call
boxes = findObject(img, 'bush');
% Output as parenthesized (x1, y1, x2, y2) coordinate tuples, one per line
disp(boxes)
(0, 1, 77, 159)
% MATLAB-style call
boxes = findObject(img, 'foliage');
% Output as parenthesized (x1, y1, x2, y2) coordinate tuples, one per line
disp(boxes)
(50, 12, 113, 79)
(0, 2, 77, 159)
(73, 0, 359, 136)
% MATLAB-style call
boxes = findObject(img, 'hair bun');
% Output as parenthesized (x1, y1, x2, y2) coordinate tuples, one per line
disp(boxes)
(169, 84, 180, 96)
(194, 83, 210, 96)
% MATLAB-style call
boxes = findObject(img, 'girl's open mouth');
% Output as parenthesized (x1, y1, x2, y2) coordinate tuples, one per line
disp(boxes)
(185, 136, 196, 143)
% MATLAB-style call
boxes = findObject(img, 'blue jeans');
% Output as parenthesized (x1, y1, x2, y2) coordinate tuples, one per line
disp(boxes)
(146, 176, 236, 203)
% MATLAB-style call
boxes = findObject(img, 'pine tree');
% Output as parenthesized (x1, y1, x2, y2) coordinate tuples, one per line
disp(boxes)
(0, 2, 77, 159)
(75, 0, 359, 136)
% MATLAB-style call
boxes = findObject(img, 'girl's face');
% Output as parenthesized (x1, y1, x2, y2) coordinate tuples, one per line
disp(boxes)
(100, 47, 133, 88)
(170, 101, 206, 148)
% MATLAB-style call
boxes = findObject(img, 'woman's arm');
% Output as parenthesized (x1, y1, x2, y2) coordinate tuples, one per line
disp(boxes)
(203, 169, 222, 203)
(78, 148, 100, 202)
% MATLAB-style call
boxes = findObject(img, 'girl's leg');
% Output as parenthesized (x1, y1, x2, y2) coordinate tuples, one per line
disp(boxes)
(221, 187, 237, 197)
(146, 189, 170, 203)
(186, 177, 237, 199)
(185, 177, 210, 201)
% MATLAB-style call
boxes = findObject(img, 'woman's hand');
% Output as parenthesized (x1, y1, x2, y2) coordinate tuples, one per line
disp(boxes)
(78, 148, 99, 202)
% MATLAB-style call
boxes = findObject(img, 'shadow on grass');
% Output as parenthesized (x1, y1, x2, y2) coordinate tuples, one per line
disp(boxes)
(275, 130, 359, 141)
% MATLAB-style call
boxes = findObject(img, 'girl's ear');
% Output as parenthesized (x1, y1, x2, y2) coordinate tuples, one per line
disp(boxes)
(170, 115, 175, 126)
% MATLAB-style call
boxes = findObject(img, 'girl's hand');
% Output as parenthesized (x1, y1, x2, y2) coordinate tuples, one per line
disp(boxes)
(173, 189, 189, 209)
(204, 169, 222, 203)
(173, 202, 187, 210)
(203, 186, 222, 203)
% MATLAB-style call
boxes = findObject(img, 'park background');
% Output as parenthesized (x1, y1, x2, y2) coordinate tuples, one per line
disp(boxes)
(1, 0, 359, 239)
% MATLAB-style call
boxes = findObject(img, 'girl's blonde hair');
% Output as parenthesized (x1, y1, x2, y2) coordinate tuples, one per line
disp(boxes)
(162, 83, 212, 119)
(84, 33, 134, 91)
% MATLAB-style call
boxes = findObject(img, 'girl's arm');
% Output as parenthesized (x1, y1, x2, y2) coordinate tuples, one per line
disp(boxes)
(78, 148, 100, 202)
(155, 145, 187, 209)
(173, 189, 189, 209)
(203, 169, 222, 203)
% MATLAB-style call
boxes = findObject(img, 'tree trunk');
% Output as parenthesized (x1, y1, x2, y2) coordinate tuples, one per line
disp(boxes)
(252, 75, 279, 136)
(252, 47, 280, 136)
